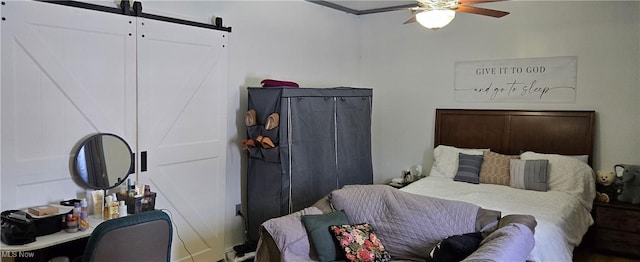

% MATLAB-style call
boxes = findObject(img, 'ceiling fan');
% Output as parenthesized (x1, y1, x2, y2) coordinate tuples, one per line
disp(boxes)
(404, 0, 509, 30)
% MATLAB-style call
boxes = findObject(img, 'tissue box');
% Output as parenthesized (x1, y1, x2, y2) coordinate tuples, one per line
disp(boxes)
(119, 192, 156, 214)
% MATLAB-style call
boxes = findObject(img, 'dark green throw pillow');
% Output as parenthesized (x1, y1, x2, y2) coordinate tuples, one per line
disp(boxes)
(301, 210, 349, 262)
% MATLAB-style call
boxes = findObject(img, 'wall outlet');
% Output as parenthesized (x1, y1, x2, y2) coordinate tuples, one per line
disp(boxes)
(235, 204, 242, 216)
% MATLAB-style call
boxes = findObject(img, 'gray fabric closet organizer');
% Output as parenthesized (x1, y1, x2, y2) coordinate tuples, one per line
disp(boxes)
(246, 87, 374, 241)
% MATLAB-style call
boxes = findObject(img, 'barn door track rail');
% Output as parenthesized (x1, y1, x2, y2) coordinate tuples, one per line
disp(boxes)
(36, 0, 232, 32)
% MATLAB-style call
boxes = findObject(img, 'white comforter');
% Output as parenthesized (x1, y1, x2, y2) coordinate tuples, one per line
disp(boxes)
(401, 176, 593, 262)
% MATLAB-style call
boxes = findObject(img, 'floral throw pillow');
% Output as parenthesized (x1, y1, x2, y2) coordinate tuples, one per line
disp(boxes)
(329, 223, 391, 262)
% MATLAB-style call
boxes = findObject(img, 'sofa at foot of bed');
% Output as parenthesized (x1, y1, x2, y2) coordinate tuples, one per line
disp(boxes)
(255, 185, 537, 262)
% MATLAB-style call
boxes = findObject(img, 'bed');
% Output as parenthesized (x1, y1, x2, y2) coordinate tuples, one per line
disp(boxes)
(401, 109, 596, 261)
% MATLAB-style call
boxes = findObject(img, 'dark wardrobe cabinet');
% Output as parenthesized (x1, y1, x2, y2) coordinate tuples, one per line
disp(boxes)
(246, 87, 373, 241)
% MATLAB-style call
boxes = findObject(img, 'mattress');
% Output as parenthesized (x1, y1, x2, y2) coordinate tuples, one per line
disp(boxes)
(401, 176, 593, 261)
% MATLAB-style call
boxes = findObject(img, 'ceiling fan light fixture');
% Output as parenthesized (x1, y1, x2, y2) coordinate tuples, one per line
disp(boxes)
(416, 9, 456, 30)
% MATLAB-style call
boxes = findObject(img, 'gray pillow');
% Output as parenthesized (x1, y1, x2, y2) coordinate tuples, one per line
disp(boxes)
(509, 159, 549, 191)
(454, 153, 484, 184)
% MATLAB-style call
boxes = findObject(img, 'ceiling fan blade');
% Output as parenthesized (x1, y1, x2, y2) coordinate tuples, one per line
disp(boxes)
(456, 5, 509, 18)
(403, 15, 417, 24)
(458, 0, 508, 4)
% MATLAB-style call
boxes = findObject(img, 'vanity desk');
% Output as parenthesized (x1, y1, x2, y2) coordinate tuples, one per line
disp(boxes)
(2, 134, 134, 261)
(1, 216, 105, 253)
(0, 216, 105, 262)
(1, 216, 105, 262)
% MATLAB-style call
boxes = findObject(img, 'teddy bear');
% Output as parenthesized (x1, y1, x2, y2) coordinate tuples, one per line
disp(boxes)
(617, 165, 640, 204)
(596, 170, 616, 186)
(594, 170, 620, 203)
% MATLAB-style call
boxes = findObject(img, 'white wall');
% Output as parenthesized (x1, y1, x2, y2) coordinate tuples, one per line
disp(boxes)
(358, 1, 640, 183)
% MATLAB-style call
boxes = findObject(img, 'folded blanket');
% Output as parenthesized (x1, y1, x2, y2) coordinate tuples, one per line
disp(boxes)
(331, 185, 480, 260)
(261, 79, 299, 88)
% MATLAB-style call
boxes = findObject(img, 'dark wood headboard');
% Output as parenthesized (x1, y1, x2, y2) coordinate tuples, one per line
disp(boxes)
(434, 109, 596, 166)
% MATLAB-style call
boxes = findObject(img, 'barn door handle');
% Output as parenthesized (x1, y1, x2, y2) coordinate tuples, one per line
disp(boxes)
(141, 151, 147, 172)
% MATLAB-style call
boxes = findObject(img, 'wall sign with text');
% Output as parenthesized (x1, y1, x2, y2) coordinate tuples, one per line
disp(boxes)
(454, 57, 577, 103)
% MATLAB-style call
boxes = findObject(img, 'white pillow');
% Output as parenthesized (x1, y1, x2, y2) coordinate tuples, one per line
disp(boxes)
(568, 155, 589, 164)
(520, 151, 595, 210)
(430, 145, 488, 179)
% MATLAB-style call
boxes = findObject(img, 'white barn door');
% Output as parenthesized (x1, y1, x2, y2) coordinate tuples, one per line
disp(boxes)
(1, 1, 136, 209)
(136, 18, 228, 261)
(2, 2, 228, 260)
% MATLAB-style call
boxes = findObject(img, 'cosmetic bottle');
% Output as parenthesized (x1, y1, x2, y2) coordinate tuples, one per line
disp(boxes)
(110, 198, 119, 219)
(92, 190, 104, 219)
(79, 211, 89, 231)
(119, 201, 127, 217)
(66, 214, 78, 233)
(127, 178, 134, 197)
(85, 190, 93, 215)
(80, 198, 88, 214)
(73, 202, 81, 219)
(104, 195, 113, 220)
(135, 183, 143, 196)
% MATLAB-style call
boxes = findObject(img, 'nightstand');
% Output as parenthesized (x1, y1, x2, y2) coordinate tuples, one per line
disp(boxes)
(589, 200, 640, 257)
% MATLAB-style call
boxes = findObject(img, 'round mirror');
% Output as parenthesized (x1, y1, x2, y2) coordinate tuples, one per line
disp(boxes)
(72, 133, 134, 190)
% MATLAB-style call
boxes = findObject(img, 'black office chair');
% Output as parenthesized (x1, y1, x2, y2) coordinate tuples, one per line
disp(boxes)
(79, 210, 172, 262)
